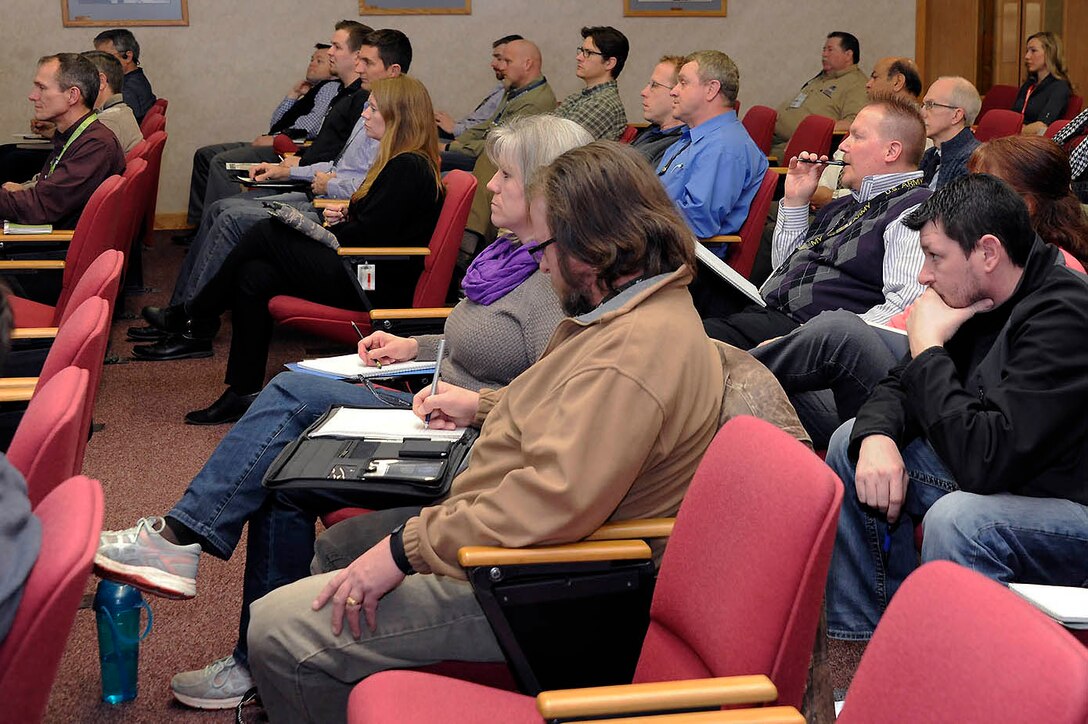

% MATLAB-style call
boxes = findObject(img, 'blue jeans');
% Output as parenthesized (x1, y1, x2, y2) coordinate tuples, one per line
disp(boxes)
(922, 491, 1088, 587)
(824, 418, 958, 640)
(167, 372, 413, 663)
(172, 191, 317, 306)
(750, 311, 904, 449)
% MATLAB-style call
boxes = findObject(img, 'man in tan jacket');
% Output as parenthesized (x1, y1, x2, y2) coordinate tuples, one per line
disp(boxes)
(247, 142, 805, 723)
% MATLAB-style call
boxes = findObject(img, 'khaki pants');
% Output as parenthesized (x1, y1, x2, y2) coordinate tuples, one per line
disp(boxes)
(246, 509, 503, 723)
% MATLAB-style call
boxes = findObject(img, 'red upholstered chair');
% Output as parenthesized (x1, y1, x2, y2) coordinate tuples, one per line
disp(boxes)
(1060, 248, 1086, 274)
(152, 97, 168, 114)
(269, 170, 477, 346)
(771, 114, 835, 170)
(0, 475, 103, 724)
(346, 416, 843, 722)
(1062, 95, 1084, 120)
(618, 124, 640, 144)
(139, 109, 166, 138)
(8, 249, 123, 331)
(701, 167, 779, 279)
(124, 137, 150, 165)
(7, 366, 89, 507)
(1046, 119, 1070, 138)
(742, 105, 778, 156)
(1, 298, 112, 465)
(973, 109, 1023, 143)
(139, 130, 168, 248)
(977, 83, 1019, 122)
(0, 174, 127, 327)
(834, 562, 1088, 723)
(273, 133, 300, 155)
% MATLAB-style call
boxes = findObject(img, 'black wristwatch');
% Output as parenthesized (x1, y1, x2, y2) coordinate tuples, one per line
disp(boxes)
(389, 522, 416, 576)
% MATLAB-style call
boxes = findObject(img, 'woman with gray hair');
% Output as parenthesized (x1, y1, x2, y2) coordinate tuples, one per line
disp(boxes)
(92, 113, 592, 711)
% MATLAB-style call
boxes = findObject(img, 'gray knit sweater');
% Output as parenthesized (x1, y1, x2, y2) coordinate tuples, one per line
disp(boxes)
(414, 271, 564, 392)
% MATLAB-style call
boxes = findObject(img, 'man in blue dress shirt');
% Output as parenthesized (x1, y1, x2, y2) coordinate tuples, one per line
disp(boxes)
(657, 50, 768, 259)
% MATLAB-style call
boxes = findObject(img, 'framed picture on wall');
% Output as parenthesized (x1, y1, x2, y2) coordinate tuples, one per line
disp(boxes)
(62, 0, 189, 27)
(359, 0, 470, 14)
(624, 0, 726, 17)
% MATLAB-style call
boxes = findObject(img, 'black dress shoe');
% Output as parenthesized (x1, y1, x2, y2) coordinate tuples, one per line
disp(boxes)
(172, 230, 196, 246)
(131, 334, 214, 361)
(141, 304, 188, 333)
(184, 389, 259, 425)
(127, 325, 168, 341)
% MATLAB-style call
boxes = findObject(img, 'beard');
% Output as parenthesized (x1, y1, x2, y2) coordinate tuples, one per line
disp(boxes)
(553, 252, 599, 316)
(561, 288, 597, 316)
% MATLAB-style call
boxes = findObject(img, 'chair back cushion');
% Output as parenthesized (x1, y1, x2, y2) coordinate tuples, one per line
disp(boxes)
(742, 105, 778, 156)
(977, 84, 1019, 122)
(57, 249, 124, 326)
(974, 109, 1023, 143)
(8, 366, 89, 507)
(1062, 94, 1084, 121)
(140, 131, 168, 247)
(139, 110, 166, 138)
(412, 170, 477, 308)
(54, 174, 126, 315)
(839, 561, 1088, 723)
(633, 416, 842, 709)
(782, 114, 835, 165)
(0, 476, 103, 724)
(729, 168, 778, 278)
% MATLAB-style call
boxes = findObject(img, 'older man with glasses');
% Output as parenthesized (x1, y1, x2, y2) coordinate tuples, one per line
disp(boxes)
(658, 50, 768, 258)
(918, 76, 981, 189)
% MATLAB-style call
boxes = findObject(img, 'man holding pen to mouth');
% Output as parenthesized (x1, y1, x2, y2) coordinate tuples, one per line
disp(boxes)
(699, 96, 932, 348)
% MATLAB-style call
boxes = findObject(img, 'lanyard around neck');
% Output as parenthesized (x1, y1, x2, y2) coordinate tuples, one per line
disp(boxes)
(47, 113, 97, 178)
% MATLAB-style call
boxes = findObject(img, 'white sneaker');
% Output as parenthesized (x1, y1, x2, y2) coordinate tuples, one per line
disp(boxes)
(171, 654, 255, 710)
(94, 516, 200, 599)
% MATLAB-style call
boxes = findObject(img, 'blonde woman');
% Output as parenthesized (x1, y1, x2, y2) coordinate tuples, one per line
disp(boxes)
(132, 75, 444, 424)
(1015, 31, 1072, 135)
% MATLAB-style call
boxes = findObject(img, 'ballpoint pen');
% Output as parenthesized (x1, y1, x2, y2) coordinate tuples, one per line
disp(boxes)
(351, 321, 379, 368)
(424, 339, 446, 428)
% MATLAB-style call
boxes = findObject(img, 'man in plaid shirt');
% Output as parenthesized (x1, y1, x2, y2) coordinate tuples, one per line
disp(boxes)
(554, 25, 629, 141)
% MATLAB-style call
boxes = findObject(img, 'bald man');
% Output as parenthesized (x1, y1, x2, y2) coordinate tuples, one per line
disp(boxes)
(440, 39, 555, 171)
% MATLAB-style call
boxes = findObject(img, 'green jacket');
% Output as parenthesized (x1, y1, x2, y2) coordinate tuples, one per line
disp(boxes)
(447, 76, 556, 159)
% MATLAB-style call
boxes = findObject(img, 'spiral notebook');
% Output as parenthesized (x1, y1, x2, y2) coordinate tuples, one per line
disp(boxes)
(290, 353, 435, 380)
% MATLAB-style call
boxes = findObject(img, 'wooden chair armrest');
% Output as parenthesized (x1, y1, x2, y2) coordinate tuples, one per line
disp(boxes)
(586, 518, 675, 541)
(1, 231, 74, 242)
(0, 384, 35, 402)
(458, 540, 651, 568)
(0, 260, 66, 270)
(337, 247, 430, 257)
(0, 377, 38, 389)
(581, 707, 805, 724)
(313, 198, 350, 209)
(369, 307, 454, 322)
(766, 156, 778, 164)
(700, 235, 742, 244)
(11, 327, 58, 340)
(770, 167, 789, 175)
(536, 675, 779, 720)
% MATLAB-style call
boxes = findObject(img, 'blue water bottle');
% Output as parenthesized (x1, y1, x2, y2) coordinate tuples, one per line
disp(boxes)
(94, 580, 153, 704)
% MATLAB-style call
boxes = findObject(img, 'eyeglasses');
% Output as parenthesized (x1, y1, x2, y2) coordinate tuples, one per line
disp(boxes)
(526, 238, 556, 262)
(922, 100, 960, 112)
(647, 80, 675, 91)
(576, 46, 604, 58)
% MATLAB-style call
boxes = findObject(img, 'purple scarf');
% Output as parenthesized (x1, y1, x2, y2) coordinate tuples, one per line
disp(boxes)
(461, 233, 540, 305)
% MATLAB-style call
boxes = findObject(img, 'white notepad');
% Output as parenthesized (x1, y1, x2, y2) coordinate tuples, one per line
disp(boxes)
(695, 243, 765, 307)
(1009, 583, 1088, 628)
(295, 353, 435, 380)
(310, 407, 465, 442)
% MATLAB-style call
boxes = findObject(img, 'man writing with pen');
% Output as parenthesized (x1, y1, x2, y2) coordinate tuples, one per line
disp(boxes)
(822, 174, 1088, 643)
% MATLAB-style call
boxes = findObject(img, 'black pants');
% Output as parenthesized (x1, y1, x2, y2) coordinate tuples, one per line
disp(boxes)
(189, 219, 368, 393)
(690, 271, 801, 348)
